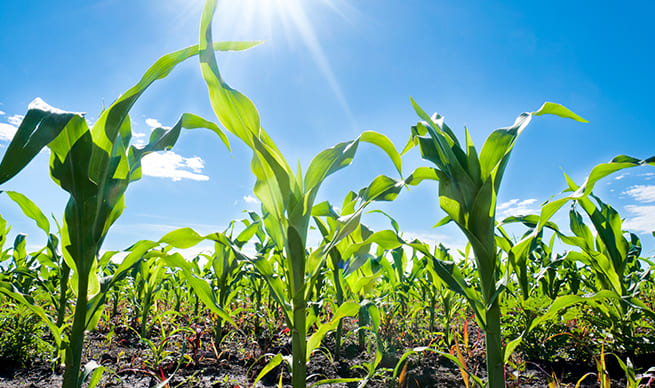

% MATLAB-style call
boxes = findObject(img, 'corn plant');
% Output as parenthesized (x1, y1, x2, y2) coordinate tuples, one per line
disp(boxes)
(378, 246, 425, 320)
(502, 155, 655, 363)
(3, 192, 73, 329)
(345, 252, 384, 351)
(182, 220, 255, 345)
(423, 244, 465, 346)
(0, 191, 74, 360)
(197, 2, 404, 385)
(558, 193, 653, 351)
(402, 100, 587, 387)
(130, 251, 169, 338)
(312, 193, 376, 360)
(0, 39, 260, 387)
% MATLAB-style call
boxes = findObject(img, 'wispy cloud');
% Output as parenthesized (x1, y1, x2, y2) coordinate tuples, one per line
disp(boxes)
(623, 185, 655, 203)
(623, 205, 655, 233)
(145, 118, 163, 128)
(497, 198, 538, 218)
(141, 151, 209, 181)
(0, 123, 17, 141)
(621, 185, 655, 234)
(7, 114, 23, 126)
(0, 110, 5, 115)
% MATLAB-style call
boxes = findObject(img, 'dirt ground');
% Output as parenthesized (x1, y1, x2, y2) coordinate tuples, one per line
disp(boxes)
(1, 321, 648, 388)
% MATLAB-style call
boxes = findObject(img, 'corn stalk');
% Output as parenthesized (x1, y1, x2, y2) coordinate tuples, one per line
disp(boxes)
(0, 40, 253, 387)
(403, 99, 587, 387)
(197, 2, 404, 385)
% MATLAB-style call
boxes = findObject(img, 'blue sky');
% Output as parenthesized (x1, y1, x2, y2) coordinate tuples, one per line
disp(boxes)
(1, 0, 654, 258)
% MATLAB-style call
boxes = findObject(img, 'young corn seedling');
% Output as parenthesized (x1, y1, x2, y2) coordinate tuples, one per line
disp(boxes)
(131, 251, 169, 339)
(193, 219, 256, 346)
(403, 99, 587, 387)
(0, 39, 257, 387)
(312, 192, 382, 360)
(424, 244, 465, 346)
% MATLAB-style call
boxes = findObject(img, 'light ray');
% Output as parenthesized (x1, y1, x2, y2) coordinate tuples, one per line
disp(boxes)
(211, 0, 357, 131)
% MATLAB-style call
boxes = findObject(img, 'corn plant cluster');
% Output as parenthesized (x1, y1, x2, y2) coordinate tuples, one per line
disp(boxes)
(1, 1, 655, 387)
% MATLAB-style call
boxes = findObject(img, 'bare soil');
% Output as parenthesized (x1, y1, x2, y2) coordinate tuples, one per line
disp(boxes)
(0, 316, 651, 387)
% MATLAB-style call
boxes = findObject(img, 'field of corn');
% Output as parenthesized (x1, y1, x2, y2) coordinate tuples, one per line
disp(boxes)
(1, 1, 655, 388)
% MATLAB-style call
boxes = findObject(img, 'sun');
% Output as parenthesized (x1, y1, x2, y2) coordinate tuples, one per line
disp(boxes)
(211, 0, 356, 128)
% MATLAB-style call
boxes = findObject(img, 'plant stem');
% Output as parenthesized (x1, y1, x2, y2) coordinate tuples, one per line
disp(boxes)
(56, 261, 70, 328)
(331, 256, 344, 361)
(61, 271, 88, 388)
(359, 301, 369, 350)
(485, 299, 504, 388)
(214, 318, 223, 345)
(291, 293, 306, 388)
(140, 290, 151, 338)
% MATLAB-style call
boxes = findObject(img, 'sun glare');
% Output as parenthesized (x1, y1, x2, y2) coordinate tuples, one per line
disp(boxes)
(213, 0, 357, 129)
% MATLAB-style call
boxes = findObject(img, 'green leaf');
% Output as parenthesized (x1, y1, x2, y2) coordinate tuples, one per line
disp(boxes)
(405, 167, 440, 186)
(533, 102, 588, 123)
(311, 201, 339, 218)
(181, 113, 231, 152)
(199, 1, 261, 147)
(572, 155, 655, 198)
(478, 112, 531, 181)
(305, 139, 359, 193)
(359, 175, 404, 203)
(0, 98, 81, 185)
(2, 191, 49, 234)
(159, 227, 205, 249)
(250, 354, 283, 387)
(343, 230, 402, 258)
(308, 378, 362, 387)
(306, 301, 359, 361)
(360, 130, 402, 176)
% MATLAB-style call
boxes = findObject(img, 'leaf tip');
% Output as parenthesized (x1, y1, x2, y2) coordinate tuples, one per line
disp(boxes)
(534, 102, 589, 123)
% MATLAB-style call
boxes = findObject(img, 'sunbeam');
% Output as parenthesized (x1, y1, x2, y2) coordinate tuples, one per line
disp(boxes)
(212, 0, 357, 131)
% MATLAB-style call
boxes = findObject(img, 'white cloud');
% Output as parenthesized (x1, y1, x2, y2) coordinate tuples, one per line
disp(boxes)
(0, 123, 17, 141)
(141, 151, 209, 181)
(8, 114, 23, 126)
(243, 195, 259, 204)
(615, 174, 626, 180)
(497, 198, 538, 218)
(623, 185, 655, 203)
(0, 110, 5, 115)
(132, 131, 147, 146)
(145, 118, 162, 128)
(185, 156, 205, 173)
(623, 205, 655, 233)
(243, 195, 260, 210)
